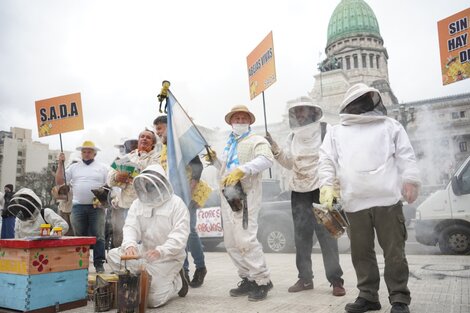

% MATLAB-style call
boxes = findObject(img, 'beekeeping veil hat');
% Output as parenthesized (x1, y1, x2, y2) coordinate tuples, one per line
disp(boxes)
(339, 83, 387, 115)
(287, 97, 323, 129)
(7, 188, 42, 221)
(133, 164, 173, 206)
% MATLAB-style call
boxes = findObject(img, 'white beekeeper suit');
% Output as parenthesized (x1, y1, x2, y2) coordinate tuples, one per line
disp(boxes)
(219, 105, 274, 300)
(8, 188, 69, 238)
(319, 85, 421, 212)
(107, 164, 189, 308)
(273, 98, 329, 192)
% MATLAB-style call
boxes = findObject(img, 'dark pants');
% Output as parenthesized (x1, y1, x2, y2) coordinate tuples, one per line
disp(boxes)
(347, 201, 411, 305)
(71, 204, 106, 268)
(1, 216, 15, 239)
(184, 201, 205, 272)
(111, 208, 128, 248)
(291, 190, 343, 283)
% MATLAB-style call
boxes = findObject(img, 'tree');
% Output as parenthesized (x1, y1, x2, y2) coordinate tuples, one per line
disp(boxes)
(16, 166, 57, 210)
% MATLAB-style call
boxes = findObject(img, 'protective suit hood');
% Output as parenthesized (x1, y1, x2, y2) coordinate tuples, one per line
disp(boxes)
(7, 188, 42, 221)
(339, 83, 387, 115)
(287, 97, 323, 130)
(133, 164, 174, 206)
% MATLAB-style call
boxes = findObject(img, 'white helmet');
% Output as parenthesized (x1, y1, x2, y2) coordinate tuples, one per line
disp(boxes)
(287, 97, 323, 129)
(339, 83, 386, 115)
(133, 164, 173, 205)
(8, 188, 42, 221)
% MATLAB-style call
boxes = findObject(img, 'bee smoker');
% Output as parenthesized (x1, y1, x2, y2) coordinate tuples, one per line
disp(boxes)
(222, 182, 248, 229)
(312, 202, 350, 239)
(117, 255, 141, 313)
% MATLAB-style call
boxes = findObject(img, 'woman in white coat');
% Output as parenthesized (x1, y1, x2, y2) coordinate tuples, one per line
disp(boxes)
(107, 164, 190, 308)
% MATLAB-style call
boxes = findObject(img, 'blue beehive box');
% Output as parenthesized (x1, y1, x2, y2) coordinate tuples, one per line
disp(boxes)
(0, 269, 88, 312)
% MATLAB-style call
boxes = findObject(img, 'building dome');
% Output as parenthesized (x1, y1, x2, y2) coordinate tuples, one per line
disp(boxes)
(327, 0, 382, 47)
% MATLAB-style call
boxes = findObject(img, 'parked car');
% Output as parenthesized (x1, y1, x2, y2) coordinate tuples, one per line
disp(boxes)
(197, 179, 317, 253)
(415, 155, 470, 255)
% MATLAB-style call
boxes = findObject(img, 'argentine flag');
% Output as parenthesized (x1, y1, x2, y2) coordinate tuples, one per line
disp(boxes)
(166, 91, 206, 205)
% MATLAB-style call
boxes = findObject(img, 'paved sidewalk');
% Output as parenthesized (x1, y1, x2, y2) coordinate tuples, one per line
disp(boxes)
(75, 252, 469, 313)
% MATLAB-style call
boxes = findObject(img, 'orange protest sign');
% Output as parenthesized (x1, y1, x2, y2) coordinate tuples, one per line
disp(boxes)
(437, 8, 470, 85)
(35, 93, 84, 137)
(247, 31, 277, 100)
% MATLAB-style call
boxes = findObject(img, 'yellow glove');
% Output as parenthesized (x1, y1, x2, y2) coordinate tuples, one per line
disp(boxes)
(221, 168, 245, 186)
(203, 148, 217, 164)
(320, 186, 340, 210)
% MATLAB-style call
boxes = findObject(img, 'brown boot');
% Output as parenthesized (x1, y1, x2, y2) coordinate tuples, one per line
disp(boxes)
(332, 280, 346, 296)
(288, 279, 313, 293)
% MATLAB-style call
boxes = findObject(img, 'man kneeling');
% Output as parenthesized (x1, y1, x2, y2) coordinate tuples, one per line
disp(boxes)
(107, 164, 190, 308)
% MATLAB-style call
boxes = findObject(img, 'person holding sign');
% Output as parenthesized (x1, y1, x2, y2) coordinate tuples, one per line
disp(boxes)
(265, 97, 345, 296)
(214, 105, 274, 301)
(107, 129, 160, 247)
(55, 141, 109, 273)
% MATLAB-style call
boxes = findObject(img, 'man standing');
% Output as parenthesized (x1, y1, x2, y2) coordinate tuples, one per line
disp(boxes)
(107, 130, 160, 248)
(55, 141, 109, 273)
(265, 97, 345, 296)
(1, 184, 15, 238)
(216, 105, 274, 301)
(153, 115, 209, 288)
(107, 164, 190, 308)
(319, 83, 420, 313)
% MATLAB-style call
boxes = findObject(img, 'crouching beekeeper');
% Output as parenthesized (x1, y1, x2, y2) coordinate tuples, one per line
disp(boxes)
(107, 164, 190, 308)
(8, 188, 69, 238)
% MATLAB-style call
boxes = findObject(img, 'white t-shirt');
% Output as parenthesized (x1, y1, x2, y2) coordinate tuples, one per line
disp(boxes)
(65, 161, 109, 205)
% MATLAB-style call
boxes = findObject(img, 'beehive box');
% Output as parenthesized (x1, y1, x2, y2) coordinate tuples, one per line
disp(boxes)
(0, 237, 95, 312)
(0, 269, 88, 312)
(0, 237, 95, 275)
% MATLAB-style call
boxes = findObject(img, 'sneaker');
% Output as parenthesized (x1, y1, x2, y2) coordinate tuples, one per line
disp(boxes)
(288, 279, 313, 293)
(391, 302, 410, 313)
(178, 269, 189, 297)
(332, 280, 346, 296)
(190, 267, 207, 288)
(95, 264, 105, 273)
(248, 281, 273, 302)
(229, 278, 255, 297)
(345, 297, 381, 313)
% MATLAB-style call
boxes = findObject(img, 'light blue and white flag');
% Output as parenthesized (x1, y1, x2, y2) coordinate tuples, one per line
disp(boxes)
(166, 91, 207, 205)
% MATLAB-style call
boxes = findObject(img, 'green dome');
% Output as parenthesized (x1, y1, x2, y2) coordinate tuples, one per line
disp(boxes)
(327, 0, 382, 47)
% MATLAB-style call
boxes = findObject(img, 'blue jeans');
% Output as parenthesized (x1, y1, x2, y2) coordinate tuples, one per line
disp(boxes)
(1, 216, 15, 239)
(183, 202, 205, 272)
(71, 204, 105, 268)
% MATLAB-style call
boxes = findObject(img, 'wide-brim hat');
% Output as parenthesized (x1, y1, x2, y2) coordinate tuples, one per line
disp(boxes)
(224, 105, 256, 125)
(76, 140, 100, 151)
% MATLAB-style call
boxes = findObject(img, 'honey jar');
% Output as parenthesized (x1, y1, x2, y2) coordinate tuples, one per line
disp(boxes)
(52, 227, 63, 237)
(40, 224, 51, 236)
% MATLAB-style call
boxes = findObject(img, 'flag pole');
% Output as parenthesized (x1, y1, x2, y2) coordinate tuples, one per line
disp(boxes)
(261, 91, 272, 178)
(168, 89, 214, 163)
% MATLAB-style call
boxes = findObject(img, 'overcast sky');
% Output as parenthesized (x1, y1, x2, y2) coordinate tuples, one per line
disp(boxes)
(0, 0, 469, 164)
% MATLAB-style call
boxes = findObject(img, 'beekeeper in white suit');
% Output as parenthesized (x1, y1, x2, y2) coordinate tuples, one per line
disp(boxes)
(215, 105, 274, 302)
(8, 188, 69, 238)
(318, 83, 420, 313)
(107, 164, 190, 308)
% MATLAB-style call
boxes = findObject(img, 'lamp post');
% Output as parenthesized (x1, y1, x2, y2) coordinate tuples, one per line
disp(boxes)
(393, 105, 415, 130)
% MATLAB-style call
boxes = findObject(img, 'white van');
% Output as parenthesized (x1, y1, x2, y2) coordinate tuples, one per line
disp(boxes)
(415, 155, 470, 255)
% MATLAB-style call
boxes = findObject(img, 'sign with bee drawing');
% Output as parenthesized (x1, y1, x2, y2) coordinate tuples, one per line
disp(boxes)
(35, 92, 84, 137)
(438, 8, 470, 85)
(247, 31, 277, 100)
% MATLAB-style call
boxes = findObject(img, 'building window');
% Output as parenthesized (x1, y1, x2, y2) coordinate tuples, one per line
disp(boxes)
(346, 56, 351, 70)
(460, 142, 468, 152)
(17, 168, 22, 174)
(362, 54, 367, 68)
(353, 54, 358, 68)
(460, 111, 466, 118)
(18, 151, 23, 156)
(338, 57, 343, 69)
(376, 55, 380, 68)
(452, 112, 460, 119)
(369, 54, 374, 68)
